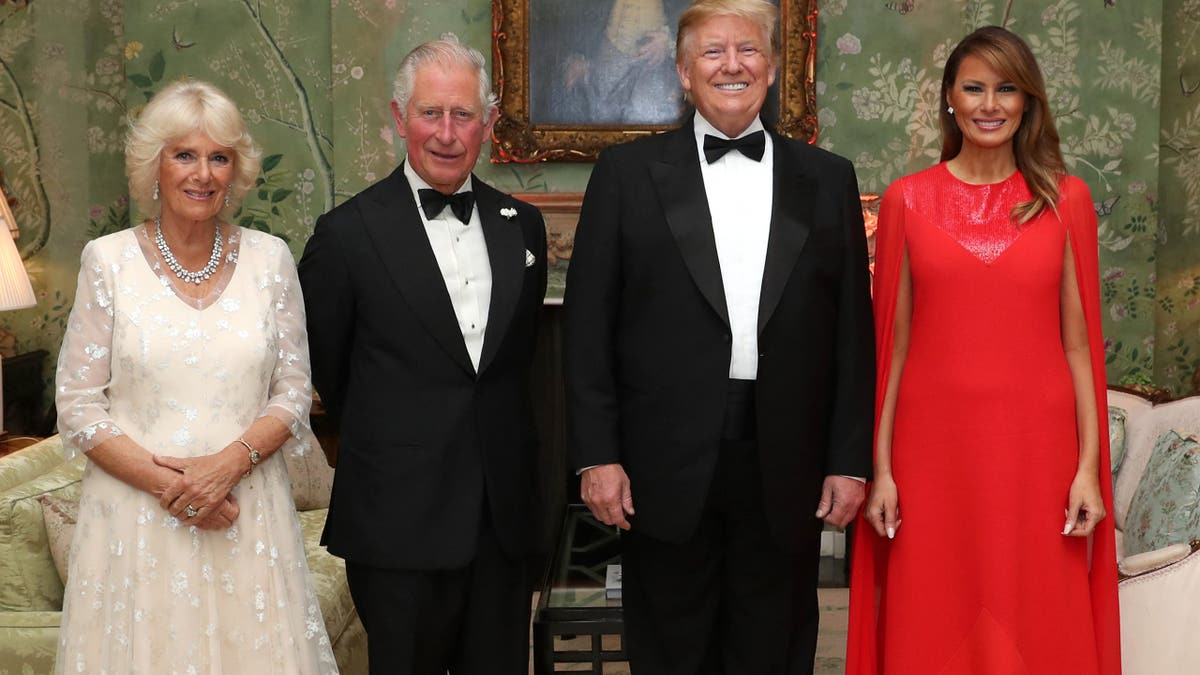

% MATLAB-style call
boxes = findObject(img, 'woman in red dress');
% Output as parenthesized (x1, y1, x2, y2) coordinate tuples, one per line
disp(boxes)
(846, 26, 1121, 674)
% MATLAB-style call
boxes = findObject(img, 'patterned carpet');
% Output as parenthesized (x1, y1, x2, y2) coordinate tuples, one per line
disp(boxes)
(530, 588, 850, 674)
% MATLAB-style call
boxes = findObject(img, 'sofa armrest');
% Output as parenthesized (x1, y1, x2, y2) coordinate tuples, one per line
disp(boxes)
(1119, 541, 1199, 579)
(0, 610, 60, 674)
(1119, 544, 1200, 674)
(0, 437, 65, 495)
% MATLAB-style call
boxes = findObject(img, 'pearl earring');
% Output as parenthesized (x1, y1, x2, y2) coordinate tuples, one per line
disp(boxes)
(152, 180, 159, 201)
(947, 105, 955, 115)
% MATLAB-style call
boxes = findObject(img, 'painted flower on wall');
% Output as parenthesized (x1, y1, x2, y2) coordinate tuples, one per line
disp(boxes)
(836, 33, 862, 55)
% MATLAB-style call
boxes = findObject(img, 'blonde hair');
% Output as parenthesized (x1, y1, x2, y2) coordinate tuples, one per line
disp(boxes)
(940, 26, 1065, 224)
(675, 0, 780, 65)
(126, 78, 261, 220)
(392, 33, 497, 124)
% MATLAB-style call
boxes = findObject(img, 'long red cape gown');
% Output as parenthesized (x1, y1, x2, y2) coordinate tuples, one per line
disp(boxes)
(846, 164, 1121, 675)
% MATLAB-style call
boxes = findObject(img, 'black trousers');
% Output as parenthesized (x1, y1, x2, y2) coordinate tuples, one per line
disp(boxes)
(621, 380, 823, 674)
(345, 514, 531, 675)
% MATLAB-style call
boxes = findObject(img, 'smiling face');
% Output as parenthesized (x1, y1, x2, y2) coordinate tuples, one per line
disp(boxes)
(677, 13, 776, 138)
(946, 54, 1027, 156)
(158, 130, 236, 226)
(393, 62, 496, 195)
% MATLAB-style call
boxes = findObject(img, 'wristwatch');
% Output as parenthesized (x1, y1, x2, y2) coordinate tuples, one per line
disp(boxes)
(237, 438, 260, 476)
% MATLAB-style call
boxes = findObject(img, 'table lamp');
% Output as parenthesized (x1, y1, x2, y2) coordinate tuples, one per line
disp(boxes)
(0, 185, 37, 434)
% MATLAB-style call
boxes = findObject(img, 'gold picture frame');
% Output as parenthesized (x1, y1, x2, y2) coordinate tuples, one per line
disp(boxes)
(491, 0, 818, 163)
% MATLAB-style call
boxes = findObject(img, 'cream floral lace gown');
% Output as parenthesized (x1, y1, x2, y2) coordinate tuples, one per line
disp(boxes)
(54, 226, 338, 674)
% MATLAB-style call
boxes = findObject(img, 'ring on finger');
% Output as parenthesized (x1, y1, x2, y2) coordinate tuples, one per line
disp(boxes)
(185, 504, 199, 519)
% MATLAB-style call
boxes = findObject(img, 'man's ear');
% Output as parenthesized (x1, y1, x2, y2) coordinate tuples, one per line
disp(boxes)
(677, 61, 692, 96)
(483, 105, 499, 134)
(391, 100, 407, 139)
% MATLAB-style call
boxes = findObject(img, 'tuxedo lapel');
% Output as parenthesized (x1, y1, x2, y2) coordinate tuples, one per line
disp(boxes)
(650, 126, 730, 327)
(474, 178, 524, 375)
(361, 165, 476, 377)
(758, 135, 815, 334)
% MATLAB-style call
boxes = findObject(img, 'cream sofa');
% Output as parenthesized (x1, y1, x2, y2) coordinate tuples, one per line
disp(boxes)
(1107, 389, 1200, 675)
(0, 435, 366, 674)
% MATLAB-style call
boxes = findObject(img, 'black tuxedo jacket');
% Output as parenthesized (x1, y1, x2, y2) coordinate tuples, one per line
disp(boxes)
(564, 122, 874, 552)
(298, 165, 547, 569)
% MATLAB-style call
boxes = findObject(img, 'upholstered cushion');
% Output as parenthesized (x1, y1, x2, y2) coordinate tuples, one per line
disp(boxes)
(1124, 431, 1200, 556)
(1110, 390, 1192, 531)
(0, 437, 65, 496)
(0, 610, 61, 674)
(0, 453, 85, 611)
(298, 508, 367, 674)
(299, 509, 356, 641)
(39, 494, 78, 584)
(1109, 406, 1128, 476)
(283, 445, 334, 511)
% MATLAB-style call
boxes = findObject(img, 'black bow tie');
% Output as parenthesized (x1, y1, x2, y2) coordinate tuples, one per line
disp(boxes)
(418, 188, 475, 224)
(703, 131, 766, 164)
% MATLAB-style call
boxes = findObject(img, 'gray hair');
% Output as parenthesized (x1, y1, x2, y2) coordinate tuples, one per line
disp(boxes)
(126, 78, 261, 220)
(392, 33, 497, 124)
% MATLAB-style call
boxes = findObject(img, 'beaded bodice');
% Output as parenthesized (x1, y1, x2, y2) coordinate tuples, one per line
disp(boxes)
(913, 163, 1030, 265)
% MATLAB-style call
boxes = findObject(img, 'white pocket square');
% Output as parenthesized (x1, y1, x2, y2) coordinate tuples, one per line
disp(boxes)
(525, 249, 536, 267)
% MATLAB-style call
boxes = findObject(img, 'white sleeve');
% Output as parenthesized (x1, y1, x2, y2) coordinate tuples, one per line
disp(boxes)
(55, 240, 125, 458)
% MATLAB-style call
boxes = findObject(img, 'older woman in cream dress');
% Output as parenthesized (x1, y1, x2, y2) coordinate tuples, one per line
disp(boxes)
(54, 79, 337, 673)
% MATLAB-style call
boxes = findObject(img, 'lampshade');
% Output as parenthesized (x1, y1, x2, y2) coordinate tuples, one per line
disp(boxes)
(0, 189, 34, 311)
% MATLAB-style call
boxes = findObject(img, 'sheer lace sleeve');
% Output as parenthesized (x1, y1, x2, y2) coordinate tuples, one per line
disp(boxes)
(261, 239, 318, 455)
(55, 240, 125, 458)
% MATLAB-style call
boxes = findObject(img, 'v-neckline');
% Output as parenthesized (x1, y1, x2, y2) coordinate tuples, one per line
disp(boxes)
(134, 223, 241, 311)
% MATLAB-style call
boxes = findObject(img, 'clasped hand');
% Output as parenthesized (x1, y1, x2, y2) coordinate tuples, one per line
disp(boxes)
(154, 445, 247, 529)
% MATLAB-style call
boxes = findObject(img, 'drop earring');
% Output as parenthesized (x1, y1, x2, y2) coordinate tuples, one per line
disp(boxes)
(224, 187, 230, 208)
(152, 180, 159, 201)
(947, 105, 955, 115)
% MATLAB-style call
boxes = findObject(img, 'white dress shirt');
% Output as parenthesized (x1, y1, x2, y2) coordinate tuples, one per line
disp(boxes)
(693, 113, 773, 380)
(404, 161, 492, 371)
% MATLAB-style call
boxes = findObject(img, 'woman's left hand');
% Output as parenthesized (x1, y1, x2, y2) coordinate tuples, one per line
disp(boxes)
(1063, 470, 1106, 537)
(154, 445, 249, 523)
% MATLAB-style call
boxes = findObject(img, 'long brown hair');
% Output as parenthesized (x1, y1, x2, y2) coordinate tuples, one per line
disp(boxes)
(940, 26, 1065, 224)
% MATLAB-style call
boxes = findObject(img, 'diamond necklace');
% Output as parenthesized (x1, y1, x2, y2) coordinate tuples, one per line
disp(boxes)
(154, 217, 223, 285)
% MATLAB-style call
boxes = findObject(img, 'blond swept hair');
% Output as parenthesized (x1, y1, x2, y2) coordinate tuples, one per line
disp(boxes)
(675, 0, 780, 65)
(126, 78, 261, 220)
(940, 26, 1065, 224)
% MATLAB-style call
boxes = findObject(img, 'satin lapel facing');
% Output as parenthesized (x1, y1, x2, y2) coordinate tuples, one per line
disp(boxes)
(474, 179, 523, 375)
(758, 140, 814, 334)
(650, 130, 730, 327)
(360, 171, 476, 376)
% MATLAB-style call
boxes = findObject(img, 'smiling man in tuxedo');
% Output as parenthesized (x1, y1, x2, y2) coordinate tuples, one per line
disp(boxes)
(299, 33, 547, 675)
(564, 1, 874, 672)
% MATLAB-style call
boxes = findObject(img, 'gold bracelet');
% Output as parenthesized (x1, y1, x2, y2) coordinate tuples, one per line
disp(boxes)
(237, 438, 261, 477)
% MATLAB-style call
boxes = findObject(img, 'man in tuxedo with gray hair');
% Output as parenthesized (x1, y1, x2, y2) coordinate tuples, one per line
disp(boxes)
(300, 33, 547, 675)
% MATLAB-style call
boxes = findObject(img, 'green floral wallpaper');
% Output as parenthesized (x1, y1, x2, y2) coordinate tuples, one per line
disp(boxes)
(0, 0, 1197, 406)
(1157, 0, 1200, 392)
